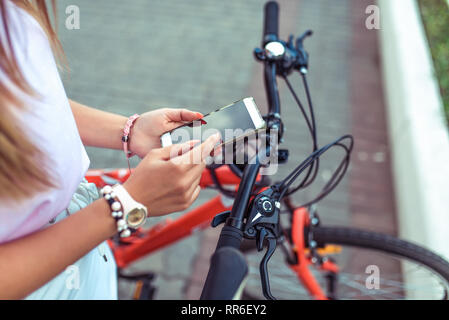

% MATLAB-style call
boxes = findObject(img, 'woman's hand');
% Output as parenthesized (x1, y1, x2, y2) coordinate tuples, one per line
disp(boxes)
(123, 134, 220, 216)
(129, 108, 203, 158)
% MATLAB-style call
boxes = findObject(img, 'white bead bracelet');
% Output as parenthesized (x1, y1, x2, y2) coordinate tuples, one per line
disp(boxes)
(101, 185, 132, 238)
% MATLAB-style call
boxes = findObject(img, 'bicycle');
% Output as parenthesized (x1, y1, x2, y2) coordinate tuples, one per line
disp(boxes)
(86, 1, 449, 300)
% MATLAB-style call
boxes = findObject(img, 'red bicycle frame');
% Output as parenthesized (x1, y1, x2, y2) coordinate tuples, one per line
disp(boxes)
(290, 207, 339, 300)
(85, 166, 338, 299)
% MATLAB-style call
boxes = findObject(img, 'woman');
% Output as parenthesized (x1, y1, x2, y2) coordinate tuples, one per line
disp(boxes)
(0, 0, 219, 299)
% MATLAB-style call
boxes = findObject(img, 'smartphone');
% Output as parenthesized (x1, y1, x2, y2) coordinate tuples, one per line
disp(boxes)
(160, 97, 265, 148)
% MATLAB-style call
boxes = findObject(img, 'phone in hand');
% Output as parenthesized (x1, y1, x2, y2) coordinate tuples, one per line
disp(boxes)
(160, 97, 265, 148)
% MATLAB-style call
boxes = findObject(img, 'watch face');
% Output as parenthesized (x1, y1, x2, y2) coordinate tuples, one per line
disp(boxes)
(126, 208, 147, 228)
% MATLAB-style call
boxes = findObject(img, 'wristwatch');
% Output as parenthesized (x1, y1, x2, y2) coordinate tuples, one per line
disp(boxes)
(111, 184, 148, 229)
(101, 184, 148, 237)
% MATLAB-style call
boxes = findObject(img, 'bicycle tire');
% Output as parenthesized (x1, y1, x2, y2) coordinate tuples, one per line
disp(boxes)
(241, 226, 449, 300)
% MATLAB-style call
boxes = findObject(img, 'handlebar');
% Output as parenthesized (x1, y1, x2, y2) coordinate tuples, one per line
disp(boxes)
(199, 247, 248, 300)
(200, 162, 261, 299)
(200, 0, 347, 300)
(201, 0, 352, 300)
(263, 1, 279, 45)
(264, 58, 281, 116)
(263, 1, 281, 118)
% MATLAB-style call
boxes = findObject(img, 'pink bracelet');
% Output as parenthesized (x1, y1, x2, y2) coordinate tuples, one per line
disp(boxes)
(122, 114, 140, 159)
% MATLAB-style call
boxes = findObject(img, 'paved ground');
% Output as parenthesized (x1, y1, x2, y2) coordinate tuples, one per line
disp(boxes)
(57, 0, 396, 299)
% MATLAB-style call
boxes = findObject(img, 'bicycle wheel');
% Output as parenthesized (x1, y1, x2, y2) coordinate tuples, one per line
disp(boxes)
(241, 227, 449, 300)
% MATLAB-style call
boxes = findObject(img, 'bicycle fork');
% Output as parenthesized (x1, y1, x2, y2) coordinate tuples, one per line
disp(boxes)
(289, 207, 339, 300)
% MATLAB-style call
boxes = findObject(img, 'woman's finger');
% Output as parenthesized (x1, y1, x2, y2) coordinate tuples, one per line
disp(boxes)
(184, 174, 202, 198)
(189, 185, 202, 205)
(166, 108, 203, 123)
(155, 140, 200, 160)
(177, 133, 221, 166)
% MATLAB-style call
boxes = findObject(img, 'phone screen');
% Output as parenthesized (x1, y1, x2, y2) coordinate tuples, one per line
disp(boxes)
(166, 98, 264, 146)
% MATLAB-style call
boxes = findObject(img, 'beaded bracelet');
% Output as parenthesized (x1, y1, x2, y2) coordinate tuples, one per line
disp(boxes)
(100, 185, 132, 238)
(122, 114, 140, 158)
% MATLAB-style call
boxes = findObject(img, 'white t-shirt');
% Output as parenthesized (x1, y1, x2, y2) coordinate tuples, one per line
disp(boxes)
(0, 2, 90, 242)
(0, 1, 117, 299)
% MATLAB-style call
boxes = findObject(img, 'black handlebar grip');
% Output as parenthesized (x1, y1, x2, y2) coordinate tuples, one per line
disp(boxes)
(216, 225, 244, 250)
(263, 1, 279, 45)
(200, 247, 248, 300)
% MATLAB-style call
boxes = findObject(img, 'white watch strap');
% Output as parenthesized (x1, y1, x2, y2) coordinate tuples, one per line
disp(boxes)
(112, 184, 147, 216)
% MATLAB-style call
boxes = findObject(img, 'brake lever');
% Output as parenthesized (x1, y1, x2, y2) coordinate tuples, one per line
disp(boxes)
(256, 227, 277, 300)
(243, 187, 281, 300)
(294, 30, 312, 73)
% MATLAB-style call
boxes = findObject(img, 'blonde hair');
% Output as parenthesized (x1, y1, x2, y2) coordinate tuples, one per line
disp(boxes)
(0, 0, 62, 200)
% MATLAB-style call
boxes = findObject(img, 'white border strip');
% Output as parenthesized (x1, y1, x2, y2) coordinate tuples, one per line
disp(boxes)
(379, 0, 449, 260)
(243, 97, 265, 130)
